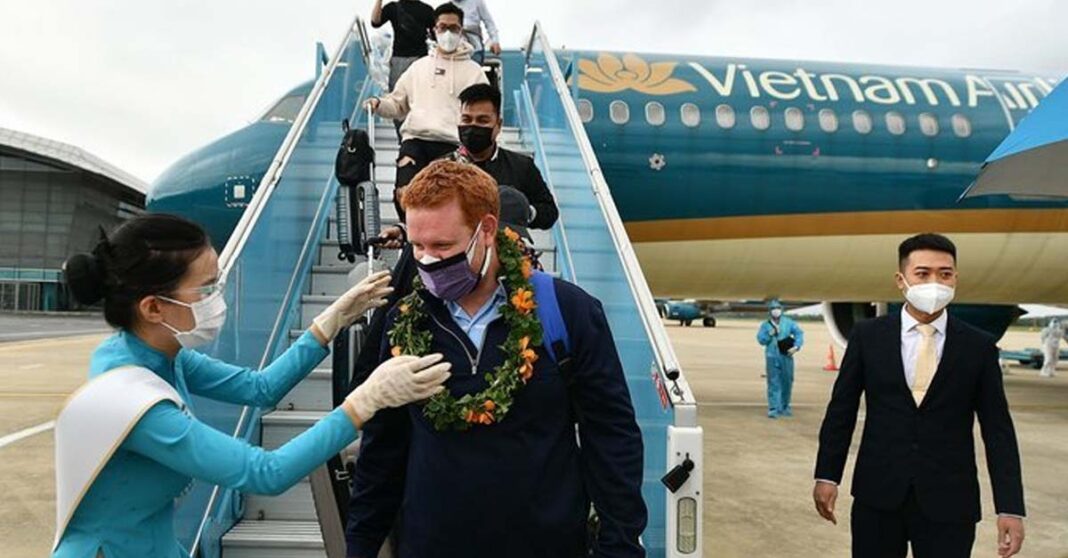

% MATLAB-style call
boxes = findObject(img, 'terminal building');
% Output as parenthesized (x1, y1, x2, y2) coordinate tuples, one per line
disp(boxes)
(0, 127, 145, 312)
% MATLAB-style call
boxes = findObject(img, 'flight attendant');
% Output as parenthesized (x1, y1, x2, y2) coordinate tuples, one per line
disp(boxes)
(52, 213, 451, 558)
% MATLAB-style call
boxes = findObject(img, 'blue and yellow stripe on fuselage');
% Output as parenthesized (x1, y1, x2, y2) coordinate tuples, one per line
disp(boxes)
(565, 50, 1068, 303)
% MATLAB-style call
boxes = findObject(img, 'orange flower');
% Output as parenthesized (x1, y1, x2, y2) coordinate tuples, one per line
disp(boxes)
(391, 346, 402, 357)
(465, 409, 478, 423)
(399, 303, 410, 314)
(521, 258, 533, 280)
(503, 227, 521, 244)
(483, 400, 496, 411)
(519, 361, 534, 382)
(479, 412, 495, 425)
(521, 348, 539, 365)
(511, 288, 536, 314)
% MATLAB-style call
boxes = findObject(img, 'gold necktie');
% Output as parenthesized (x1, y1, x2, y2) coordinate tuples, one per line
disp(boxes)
(912, 324, 937, 405)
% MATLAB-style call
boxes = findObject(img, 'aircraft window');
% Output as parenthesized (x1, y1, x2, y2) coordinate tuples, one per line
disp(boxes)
(818, 109, 838, 133)
(681, 103, 701, 127)
(886, 111, 906, 135)
(645, 102, 666, 126)
(784, 107, 804, 131)
(715, 104, 736, 129)
(609, 100, 630, 125)
(951, 113, 972, 138)
(852, 110, 873, 134)
(577, 99, 594, 123)
(750, 106, 770, 131)
(261, 94, 306, 123)
(919, 113, 939, 137)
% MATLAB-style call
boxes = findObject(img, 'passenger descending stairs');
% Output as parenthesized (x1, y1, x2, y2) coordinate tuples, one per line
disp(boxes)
(220, 123, 555, 557)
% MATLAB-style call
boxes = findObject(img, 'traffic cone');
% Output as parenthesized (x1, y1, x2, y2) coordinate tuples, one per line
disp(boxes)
(823, 344, 839, 372)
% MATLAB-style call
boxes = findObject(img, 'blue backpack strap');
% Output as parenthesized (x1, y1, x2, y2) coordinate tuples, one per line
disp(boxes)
(530, 270, 570, 363)
(530, 271, 581, 424)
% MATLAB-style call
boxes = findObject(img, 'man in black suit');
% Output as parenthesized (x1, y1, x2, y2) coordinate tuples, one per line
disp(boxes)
(813, 233, 1026, 558)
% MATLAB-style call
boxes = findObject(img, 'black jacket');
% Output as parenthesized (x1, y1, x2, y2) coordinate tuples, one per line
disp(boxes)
(472, 147, 559, 229)
(345, 278, 647, 558)
(815, 313, 1025, 523)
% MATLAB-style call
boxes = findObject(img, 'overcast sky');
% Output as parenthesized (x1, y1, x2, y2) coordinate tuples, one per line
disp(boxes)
(1, 0, 1066, 184)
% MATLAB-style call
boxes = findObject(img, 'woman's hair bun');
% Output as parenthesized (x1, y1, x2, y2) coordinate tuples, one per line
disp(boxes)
(63, 253, 107, 305)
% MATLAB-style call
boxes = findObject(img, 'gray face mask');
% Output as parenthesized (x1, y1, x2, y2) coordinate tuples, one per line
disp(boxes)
(159, 288, 228, 348)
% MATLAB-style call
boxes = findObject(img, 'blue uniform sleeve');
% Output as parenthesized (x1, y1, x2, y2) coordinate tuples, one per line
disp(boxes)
(561, 286, 647, 558)
(123, 402, 357, 496)
(346, 308, 411, 558)
(790, 320, 805, 349)
(757, 321, 774, 345)
(179, 330, 328, 407)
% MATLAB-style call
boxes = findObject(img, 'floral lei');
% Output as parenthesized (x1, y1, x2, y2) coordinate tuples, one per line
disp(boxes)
(387, 227, 541, 431)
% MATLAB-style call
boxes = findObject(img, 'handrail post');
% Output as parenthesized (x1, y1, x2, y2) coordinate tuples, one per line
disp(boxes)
(525, 22, 696, 414)
(190, 15, 373, 556)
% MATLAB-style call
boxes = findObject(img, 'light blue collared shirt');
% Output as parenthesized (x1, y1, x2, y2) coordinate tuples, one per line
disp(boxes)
(446, 284, 507, 351)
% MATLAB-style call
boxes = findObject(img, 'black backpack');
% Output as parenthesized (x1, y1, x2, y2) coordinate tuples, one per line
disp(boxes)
(334, 120, 379, 262)
(335, 119, 374, 186)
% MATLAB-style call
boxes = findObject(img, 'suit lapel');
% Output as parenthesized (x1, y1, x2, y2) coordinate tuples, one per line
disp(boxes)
(884, 313, 914, 405)
(921, 315, 961, 409)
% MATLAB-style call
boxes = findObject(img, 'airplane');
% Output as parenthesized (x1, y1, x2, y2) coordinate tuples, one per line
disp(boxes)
(149, 47, 1067, 345)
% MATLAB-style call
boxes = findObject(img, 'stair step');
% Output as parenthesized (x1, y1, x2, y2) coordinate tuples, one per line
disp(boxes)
(221, 520, 324, 558)
(300, 295, 335, 329)
(261, 410, 329, 450)
(277, 369, 333, 412)
(243, 479, 316, 521)
(310, 266, 355, 295)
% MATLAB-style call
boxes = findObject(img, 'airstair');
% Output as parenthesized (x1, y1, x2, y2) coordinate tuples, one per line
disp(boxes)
(174, 15, 702, 558)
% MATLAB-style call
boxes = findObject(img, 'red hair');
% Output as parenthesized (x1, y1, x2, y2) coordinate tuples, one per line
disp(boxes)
(401, 160, 499, 228)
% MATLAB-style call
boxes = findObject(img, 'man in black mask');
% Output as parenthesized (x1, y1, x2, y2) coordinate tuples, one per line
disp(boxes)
(455, 83, 559, 230)
(377, 83, 559, 249)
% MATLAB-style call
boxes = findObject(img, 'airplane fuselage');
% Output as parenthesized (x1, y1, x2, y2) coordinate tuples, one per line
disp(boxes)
(149, 50, 1068, 309)
(566, 51, 1068, 304)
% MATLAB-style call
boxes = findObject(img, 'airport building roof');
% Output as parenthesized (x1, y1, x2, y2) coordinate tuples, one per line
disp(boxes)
(0, 126, 147, 195)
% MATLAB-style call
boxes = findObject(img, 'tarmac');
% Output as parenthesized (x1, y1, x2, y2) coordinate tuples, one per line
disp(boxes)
(0, 315, 1066, 557)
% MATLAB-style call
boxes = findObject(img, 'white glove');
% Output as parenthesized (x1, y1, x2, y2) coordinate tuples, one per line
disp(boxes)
(313, 270, 393, 341)
(345, 354, 452, 423)
(787, 347, 800, 356)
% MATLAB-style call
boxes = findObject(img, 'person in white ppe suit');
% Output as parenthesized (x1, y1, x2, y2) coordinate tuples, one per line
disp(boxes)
(1040, 318, 1063, 378)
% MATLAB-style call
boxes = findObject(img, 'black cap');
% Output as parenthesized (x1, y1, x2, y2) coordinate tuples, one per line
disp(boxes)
(497, 185, 533, 243)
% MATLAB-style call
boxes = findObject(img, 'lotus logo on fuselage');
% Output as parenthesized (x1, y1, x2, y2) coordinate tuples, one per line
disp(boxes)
(577, 52, 1059, 110)
(578, 53, 697, 95)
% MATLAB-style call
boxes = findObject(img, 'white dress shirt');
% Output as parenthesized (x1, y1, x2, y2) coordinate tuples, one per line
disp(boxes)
(900, 306, 948, 388)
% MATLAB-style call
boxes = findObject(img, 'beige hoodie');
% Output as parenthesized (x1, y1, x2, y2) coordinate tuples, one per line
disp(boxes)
(375, 41, 489, 144)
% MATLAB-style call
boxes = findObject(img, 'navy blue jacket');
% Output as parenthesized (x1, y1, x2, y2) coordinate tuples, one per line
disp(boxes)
(345, 277, 647, 558)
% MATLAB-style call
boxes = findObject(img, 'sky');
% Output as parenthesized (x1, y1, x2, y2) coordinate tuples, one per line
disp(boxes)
(1, 0, 1066, 184)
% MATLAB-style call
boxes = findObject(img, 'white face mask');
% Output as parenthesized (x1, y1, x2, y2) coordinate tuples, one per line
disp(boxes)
(770, 308, 783, 319)
(159, 289, 228, 348)
(901, 277, 955, 315)
(436, 30, 461, 53)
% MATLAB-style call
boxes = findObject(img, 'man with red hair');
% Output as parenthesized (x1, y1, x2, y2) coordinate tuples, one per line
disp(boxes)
(345, 160, 647, 558)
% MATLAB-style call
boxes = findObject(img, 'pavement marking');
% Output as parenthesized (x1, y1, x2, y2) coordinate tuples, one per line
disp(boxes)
(698, 402, 826, 408)
(0, 332, 108, 352)
(0, 392, 70, 398)
(0, 329, 109, 343)
(0, 421, 55, 449)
